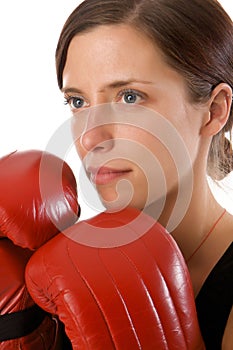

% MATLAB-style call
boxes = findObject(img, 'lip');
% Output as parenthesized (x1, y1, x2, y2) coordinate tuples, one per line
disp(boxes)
(88, 166, 132, 185)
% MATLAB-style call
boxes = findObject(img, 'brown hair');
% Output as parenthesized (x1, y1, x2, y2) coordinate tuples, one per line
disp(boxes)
(56, 0, 233, 180)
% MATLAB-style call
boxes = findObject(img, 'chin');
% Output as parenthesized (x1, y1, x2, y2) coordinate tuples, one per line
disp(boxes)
(100, 193, 147, 214)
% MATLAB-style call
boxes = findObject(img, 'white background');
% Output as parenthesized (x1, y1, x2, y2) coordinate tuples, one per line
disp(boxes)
(0, 1, 232, 218)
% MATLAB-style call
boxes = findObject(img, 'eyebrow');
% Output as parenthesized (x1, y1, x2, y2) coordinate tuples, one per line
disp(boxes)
(61, 79, 154, 94)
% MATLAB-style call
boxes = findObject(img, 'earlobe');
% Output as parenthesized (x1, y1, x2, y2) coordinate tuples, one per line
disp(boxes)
(200, 83, 232, 137)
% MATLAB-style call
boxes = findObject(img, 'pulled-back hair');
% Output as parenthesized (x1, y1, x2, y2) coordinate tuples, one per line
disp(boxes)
(56, 0, 233, 180)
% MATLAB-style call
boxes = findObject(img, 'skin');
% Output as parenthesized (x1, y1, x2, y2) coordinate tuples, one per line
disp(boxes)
(62, 24, 233, 348)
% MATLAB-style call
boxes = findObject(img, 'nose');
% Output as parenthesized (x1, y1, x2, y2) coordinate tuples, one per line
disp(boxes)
(76, 105, 115, 154)
(80, 125, 114, 153)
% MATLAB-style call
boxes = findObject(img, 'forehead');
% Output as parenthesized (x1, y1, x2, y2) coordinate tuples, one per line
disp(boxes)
(62, 24, 183, 92)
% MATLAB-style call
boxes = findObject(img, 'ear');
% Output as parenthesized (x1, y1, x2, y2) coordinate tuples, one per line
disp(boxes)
(200, 83, 232, 137)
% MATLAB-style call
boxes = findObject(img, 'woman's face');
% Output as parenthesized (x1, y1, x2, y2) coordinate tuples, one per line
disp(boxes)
(62, 24, 207, 211)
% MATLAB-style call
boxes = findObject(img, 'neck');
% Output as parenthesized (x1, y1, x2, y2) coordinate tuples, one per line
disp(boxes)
(170, 181, 218, 260)
(145, 172, 223, 261)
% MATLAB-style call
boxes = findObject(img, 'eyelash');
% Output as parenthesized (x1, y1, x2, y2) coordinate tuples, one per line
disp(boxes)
(64, 96, 72, 105)
(63, 88, 145, 110)
(64, 95, 86, 109)
(117, 89, 145, 104)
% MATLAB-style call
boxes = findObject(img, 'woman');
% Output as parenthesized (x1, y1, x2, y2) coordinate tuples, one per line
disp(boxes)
(55, 0, 233, 348)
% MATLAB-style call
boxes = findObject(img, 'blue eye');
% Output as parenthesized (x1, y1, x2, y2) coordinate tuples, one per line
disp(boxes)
(124, 92, 138, 103)
(72, 97, 84, 109)
(118, 89, 144, 104)
(64, 96, 85, 109)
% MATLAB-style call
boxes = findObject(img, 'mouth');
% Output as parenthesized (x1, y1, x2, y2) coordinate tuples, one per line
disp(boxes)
(87, 166, 132, 185)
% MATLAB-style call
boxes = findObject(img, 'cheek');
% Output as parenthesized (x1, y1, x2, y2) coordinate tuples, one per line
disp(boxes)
(148, 139, 179, 186)
(133, 129, 187, 193)
(147, 102, 202, 171)
(74, 140, 86, 161)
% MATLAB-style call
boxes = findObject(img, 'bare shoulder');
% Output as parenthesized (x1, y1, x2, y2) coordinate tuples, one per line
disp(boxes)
(221, 212, 233, 350)
(216, 209, 233, 251)
(222, 307, 233, 350)
(225, 210, 233, 235)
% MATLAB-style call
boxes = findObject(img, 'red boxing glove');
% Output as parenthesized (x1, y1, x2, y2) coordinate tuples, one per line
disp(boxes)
(26, 207, 205, 350)
(0, 239, 57, 349)
(0, 150, 79, 349)
(0, 149, 79, 249)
